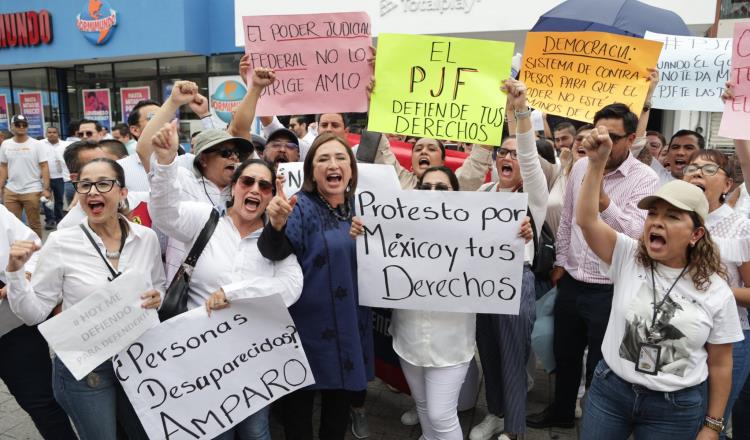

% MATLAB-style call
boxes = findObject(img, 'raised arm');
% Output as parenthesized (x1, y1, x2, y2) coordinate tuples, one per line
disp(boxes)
(229, 67, 276, 141)
(136, 81, 199, 173)
(576, 126, 618, 265)
(630, 68, 658, 159)
(148, 121, 213, 243)
(455, 144, 493, 191)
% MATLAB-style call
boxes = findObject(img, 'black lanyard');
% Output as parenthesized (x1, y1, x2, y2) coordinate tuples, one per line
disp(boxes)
(649, 263, 688, 330)
(79, 219, 127, 281)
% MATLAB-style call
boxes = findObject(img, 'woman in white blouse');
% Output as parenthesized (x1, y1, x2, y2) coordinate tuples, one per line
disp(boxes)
(576, 128, 742, 439)
(148, 122, 303, 440)
(6, 158, 165, 440)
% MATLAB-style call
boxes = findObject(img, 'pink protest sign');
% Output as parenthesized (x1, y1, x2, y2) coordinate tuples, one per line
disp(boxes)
(719, 22, 750, 140)
(243, 12, 372, 116)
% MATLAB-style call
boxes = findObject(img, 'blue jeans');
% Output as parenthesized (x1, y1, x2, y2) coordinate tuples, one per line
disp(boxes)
(43, 178, 64, 224)
(212, 405, 271, 440)
(64, 180, 75, 207)
(53, 357, 148, 440)
(725, 330, 750, 439)
(581, 360, 706, 440)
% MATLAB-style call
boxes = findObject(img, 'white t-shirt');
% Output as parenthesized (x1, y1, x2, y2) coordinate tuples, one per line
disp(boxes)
(600, 233, 743, 391)
(0, 138, 46, 194)
(41, 139, 69, 180)
(650, 159, 674, 187)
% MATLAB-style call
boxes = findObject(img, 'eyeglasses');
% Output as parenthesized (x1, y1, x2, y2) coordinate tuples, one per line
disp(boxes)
(608, 132, 628, 143)
(237, 175, 273, 194)
(13, 122, 28, 128)
(492, 147, 518, 160)
(418, 183, 451, 191)
(684, 163, 725, 177)
(77, 130, 95, 137)
(268, 141, 299, 151)
(73, 179, 119, 194)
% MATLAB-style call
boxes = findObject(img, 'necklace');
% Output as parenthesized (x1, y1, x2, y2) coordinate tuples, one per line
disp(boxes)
(317, 193, 352, 221)
(105, 219, 128, 260)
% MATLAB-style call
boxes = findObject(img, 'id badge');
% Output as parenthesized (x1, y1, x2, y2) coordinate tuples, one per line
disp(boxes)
(635, 343, 661, 375)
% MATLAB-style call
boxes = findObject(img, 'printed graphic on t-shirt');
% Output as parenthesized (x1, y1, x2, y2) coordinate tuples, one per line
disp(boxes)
(619, 280, 700, 377)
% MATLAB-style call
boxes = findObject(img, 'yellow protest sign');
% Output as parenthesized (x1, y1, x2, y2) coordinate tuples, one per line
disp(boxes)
(368, 34, 514, 145)
(521, 31, 663, 122)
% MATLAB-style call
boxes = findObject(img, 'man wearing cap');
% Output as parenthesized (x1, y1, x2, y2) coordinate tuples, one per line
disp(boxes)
(528, 103, 660, 429)
(263, 128, 300, 171)
(0, 115, 51, 238)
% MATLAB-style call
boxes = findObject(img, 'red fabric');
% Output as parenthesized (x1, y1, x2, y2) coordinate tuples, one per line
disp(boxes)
(127, 201, 152, 228)
(374, 357, 411, 395)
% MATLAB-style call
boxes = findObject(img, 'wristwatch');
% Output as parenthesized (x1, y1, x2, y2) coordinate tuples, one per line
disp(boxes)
(703, 415, 725, 433)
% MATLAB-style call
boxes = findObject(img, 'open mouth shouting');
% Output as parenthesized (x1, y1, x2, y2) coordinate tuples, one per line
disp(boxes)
(672, 158, 687, 173)
(87, 200, 106, 216)
(243, 195, 261, 212)
(326, 172, 343, 184)
(648, 229, 667, 252)
(500, 163, 514, 178)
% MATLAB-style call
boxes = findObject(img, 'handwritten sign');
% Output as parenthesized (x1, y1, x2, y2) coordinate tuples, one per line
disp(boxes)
(645, 32, 731, 112)
(355, 187, 527, 314)
(368, 34, 513, 145)
(38, 272, 159, 380)
(521, 31, 663, 122)
(115, 296, 314, 440)
(720, 23, 750, 140)
(277, 162, 400, 197)
(243, 12, 372, 116)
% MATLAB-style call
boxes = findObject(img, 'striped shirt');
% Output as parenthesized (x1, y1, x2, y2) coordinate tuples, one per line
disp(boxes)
(556, 153, 659, 284)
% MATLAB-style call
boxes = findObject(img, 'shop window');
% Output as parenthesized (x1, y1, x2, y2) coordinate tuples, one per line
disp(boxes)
(77, 63, 113, 82)
(160, 56, 207, 76)
(114, 60, 157, 80)
(208, 54, 243, 76)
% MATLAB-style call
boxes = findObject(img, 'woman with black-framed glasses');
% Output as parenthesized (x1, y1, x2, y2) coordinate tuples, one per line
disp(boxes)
(6, 158, 165, 440)
(148, 122, 303, 440)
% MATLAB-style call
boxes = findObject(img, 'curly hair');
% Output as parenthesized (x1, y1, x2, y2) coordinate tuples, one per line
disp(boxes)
(636, 211, 726, 291)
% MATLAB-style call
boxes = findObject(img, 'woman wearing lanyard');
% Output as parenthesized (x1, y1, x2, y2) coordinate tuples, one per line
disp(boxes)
(684, 150, 750, 438)
(576, 126, 742, 439)
(148, 121, 303, 440)
(6, 158, 165, 440)
(0, 204, 77, 440)
(258, 132, 373, 440)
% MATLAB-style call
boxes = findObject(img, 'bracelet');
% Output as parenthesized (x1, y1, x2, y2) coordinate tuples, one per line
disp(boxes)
(703, 415, 724, 433)
(514, 108, 532, 120)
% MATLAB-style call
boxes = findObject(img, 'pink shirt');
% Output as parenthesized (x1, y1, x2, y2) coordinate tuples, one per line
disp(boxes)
(556, 154, 659, 284)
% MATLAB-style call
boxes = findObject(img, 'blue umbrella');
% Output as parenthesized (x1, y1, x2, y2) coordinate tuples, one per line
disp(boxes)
(531, 0, 692, 37)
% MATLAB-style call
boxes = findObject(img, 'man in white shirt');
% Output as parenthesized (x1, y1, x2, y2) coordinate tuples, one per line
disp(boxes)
(0, 115, 51, 239)
(633, 129, 705, 186)
(76, 119, 103, 142)
(112, 122, 136, 155)
(263, 128, 300, 172)
(289, 115, 316, 146)
(40, 126, 69, 230)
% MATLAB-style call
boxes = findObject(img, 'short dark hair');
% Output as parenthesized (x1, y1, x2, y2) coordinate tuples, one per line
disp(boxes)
(86, 91, 97, 99)
(113, 122, 130, 138)
(646, 130, 667, 147)
(302, 132, 357, 199)
(554, 122, 576, 136)
(98, 139, 129, 159)
(670, 129, 705, 149)
(536, 138, 556, 164)
(68, 120, 80, 136)
(127, 99, 160, 128)
(46, 126, 59, 133)
(291, 115, 308, 126)
(316, 113, 348, 127)
(418, 166, 459, 191)
(80, 157, 126, 188)
(412, 138, 446, 160)
(79, 118, 103, 132)
(577, 124, 595, 134)
(593, 103, 638, 135)
(64, 140, 101, 174)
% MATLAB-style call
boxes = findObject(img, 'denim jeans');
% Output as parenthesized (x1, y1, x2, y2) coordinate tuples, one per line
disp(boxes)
(53, 357, 148, 440)
(64, 180, 75, 207)
(581, 360, 706, 440)
(212, 405, 271, 440)
(42, 178, 65, 224)
(725, 329, 750, 439)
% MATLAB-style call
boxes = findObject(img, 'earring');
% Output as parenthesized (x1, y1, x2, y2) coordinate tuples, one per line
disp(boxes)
(118, 200, 126, 210)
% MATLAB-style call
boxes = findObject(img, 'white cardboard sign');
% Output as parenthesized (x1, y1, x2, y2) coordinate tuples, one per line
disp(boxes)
(277, 162, 401, 196)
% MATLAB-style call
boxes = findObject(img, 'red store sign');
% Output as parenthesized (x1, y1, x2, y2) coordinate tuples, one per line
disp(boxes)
(0, 10, 53, 49)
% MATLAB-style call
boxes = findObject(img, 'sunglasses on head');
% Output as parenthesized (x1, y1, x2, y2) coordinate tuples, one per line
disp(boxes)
(78, 130, 95, 137)
(237, 175, 273, 194)
(418, 183, 451, 191)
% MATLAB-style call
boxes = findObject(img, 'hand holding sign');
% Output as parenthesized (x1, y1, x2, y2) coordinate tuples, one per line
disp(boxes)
(267, 173, 298, 231)
(205, 289, 228, 316)
(7, 240, 40, 273)
(140, 289, 161, 310)
(644, 68, 659, 107)
(350, 216, 365, 239)
(583, 125, 613, 166)
(151, 120, 179, 165)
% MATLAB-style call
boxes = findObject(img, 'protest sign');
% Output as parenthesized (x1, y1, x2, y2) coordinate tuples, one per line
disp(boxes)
(0, 94, 8, 130)
(121, 86, 151, 123)
(38, 271, 159, 380)
(720, 23, 750, 140)
(521, 32, 663, 122)
(82, 88, 112, 131)
(115, 295, 314, 440)
(243, 12, 372, 116)
(355, 187, 527, 314)
(368, 34, 513, 145)
(277, 162, 400, 197)
(645, 32, 731, 112)
(18, 92, 45, 138)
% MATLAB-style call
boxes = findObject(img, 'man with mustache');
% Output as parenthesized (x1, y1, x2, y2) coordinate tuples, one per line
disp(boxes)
(263, 128, 300, 171)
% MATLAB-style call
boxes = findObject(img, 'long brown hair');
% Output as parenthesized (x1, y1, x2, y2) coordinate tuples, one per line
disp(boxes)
(301, 132, 358, 199)
(636, 211, 726, 291)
